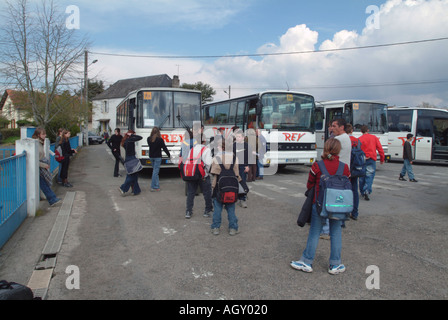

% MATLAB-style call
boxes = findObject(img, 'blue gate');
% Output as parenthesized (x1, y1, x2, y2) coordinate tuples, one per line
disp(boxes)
(0, 152, 27, 248)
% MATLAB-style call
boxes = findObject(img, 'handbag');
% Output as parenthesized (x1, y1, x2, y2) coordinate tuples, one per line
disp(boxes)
(297, 186, 314, 227)
(124, 157, 143, 175)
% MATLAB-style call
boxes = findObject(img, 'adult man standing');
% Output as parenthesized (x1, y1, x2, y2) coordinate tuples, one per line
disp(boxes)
(107, 128, 123, 177)
(358, 125, 385, 200)
(331, 119, 352, 167)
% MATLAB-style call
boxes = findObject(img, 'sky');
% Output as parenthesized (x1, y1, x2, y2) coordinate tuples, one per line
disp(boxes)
(6, 0, 448, 106)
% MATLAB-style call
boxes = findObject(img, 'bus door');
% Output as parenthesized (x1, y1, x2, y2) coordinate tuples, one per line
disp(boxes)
(433, 117, 448, 160)
(415, 117, 433, 161)
(315, 105, 325, 159)
(326, 107, 343, 139)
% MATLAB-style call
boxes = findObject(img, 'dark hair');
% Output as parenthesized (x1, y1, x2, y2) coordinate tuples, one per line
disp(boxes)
(31, 127, 46, 141)
(150, 127, 161, 143)
(407, 133, 414, 139)
(361, 125, 369, 133)
(115, 128, 121, 134)
(345, 123, 353, 134)
(121, 130, 135, 147)
(332, 118, 346, 128)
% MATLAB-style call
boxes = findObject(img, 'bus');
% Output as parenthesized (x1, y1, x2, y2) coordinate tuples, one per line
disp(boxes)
(116, 87, 202, 168)
(202, 91, 317, 168)
(387, 106, 448, 162)
(315, 100, 390, 160)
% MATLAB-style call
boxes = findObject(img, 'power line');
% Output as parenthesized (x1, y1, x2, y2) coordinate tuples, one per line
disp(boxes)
(89, 37, 448, 59)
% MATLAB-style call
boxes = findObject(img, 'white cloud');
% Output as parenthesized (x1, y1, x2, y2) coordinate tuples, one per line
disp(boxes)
(89, 0, 448, 107)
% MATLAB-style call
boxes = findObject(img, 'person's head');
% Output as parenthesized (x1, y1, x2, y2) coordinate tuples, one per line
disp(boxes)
(57, 128, 63, 136)
(331, 118, 346, 136)
(31, 127, 46, 142)
(345, 123, 353, 135)
(234, 130, 245, 143)
(407, 133, 414, 140)
(121, 129, 135, 146)
(322, 138, 341, 161)
(114, 128, 121, 135)
(62, 129, 71, 142)
(360, 125, 369, 134)
(150, 127, 161, 142)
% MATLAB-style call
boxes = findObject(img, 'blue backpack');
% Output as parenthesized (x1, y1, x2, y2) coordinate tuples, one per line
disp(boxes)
(316, 160, 353, 221)
(350, 139, 366, 177)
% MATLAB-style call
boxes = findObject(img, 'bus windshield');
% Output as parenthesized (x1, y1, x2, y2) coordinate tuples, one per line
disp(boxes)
(352, 103, 388, 133)
(260, 93, 314, 131)
(138, 90, 201, 128)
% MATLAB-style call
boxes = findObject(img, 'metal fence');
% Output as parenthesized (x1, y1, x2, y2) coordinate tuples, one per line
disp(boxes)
(0, 152, 27, 248)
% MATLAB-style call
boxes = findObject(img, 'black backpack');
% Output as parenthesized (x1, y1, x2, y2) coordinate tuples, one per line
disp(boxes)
(216, 155, 239, 204)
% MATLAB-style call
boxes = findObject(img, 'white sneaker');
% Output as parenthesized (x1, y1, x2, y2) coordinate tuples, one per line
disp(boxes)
(328, 264, 346, 275)
(290, 260, 313, 273)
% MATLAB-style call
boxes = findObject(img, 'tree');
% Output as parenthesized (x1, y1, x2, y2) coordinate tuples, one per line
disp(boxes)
(181, 81, 216, 104)
(0, 0, 89, 127)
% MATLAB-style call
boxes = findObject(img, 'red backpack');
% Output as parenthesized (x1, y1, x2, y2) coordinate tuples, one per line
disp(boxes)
(179, 146, 207, 181)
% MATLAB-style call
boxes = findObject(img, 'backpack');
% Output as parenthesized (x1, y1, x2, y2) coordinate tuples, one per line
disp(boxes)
(216, 155, 239, 204)
(316, 160, 353, 221)
(179, 146, 207, 181)
(350, 139, 366, 177)
(54, 145, 65, 163)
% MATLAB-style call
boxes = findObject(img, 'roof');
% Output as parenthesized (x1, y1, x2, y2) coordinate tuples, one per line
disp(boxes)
(0, 90, 29, 111)
(92, 74, 174, 100)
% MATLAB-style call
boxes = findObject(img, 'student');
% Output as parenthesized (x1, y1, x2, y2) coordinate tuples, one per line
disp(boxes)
(147, 127, 171, 192)
(290, 138, 350, 275)
(107, 128, 123, 177)
(399, 133, 418, 182)
(210, 138, 242, 235)
(345, 123, 361, 220)
(55, 128, 63, 184)
(233, 130, 252, 208)
(182, 126, 213, 219)
(119, 130, 143, 196)
(60, 129, 77, 187)
(32, 128, 61, 206)
(358, 125, 385, 200)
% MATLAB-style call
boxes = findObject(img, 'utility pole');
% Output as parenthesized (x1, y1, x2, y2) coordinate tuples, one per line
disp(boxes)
(84, 50, 89, 145)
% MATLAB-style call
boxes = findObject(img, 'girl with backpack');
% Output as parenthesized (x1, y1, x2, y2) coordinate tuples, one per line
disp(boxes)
(290, 138, 350, 275)
(147, 127, 171, 192)
(210, 138, 244, 236)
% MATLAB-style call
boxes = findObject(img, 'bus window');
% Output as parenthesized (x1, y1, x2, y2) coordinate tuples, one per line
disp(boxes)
(388, 110, 412, 132)
(229, 102, 237, 125)
(434, 118, 448, 147)
(352, 103, 387, 133)
(204, 105, 216, 124)
(139, 91, 173, 128)
(236, 101, 246, 127)
(417, 117, 433, 137)
(215, 103, 230, 124)
(174, 91, 201, 129)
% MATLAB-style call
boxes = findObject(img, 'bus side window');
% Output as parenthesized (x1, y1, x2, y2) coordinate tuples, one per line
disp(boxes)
(236, 101, 245, 127)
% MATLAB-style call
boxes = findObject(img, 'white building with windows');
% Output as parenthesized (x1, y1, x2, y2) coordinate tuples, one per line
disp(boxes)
(92, 74, 179, 134)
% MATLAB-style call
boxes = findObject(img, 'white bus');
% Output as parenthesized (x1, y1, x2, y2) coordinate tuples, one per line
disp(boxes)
(202, 91, 317, 167)
(388, 106, 448, 162)
(315, 100, 390, 160)
(116, 87, 202, 168)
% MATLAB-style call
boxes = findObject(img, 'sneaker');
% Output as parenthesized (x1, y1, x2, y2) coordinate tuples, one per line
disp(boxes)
(363, 193, 370, 201)
(399, 176, 407, 181)
(150, 188, 161, 192)
(185, 211, 192, 219)
(328, 264, 346, 275)
(320, 233, 330, 240)
(241, 200, 248, 208)
(229, 228, 238, 236)
(50, 198, 61, 207)
(203, 210, 213, 217)
(350, 214, 358, 221)
(211, 228, 220, 235)
(118, 187, 127, 197)
(290, 260, 313, 273)
(63, 182, 73, 188)
(410, 179, 418, 182)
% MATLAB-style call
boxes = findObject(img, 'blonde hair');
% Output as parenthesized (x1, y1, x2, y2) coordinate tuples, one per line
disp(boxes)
(321, 138, 341, 161)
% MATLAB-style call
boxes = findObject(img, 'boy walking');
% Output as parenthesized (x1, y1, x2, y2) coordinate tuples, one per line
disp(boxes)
(399, 133, 418, 182)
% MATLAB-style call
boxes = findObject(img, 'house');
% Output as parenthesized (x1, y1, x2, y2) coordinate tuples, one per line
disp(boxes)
(92, 74, 180, 134)
(0, 90, 34, 128)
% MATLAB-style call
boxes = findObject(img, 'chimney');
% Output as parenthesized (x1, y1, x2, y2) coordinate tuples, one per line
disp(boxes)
(172, 75, 180, 88)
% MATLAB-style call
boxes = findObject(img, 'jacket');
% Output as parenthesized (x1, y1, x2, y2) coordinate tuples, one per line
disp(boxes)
(210, 151, 241, 189)
(403, 140, 413, 160)
(124, 135, 142, 159)
(359, 133, 385, 163)
(147, 136, 170, 159)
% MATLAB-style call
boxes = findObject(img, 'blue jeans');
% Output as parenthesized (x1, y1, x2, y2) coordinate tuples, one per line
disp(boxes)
(400, 159, 415, 180)
(39, 176, 59, 205)
(359, 158, 376, 195)
(351, 177, 359, 218)
(150, 158, 162, 189)
(256, 159, 264, 178)
(120, 172, 141, 194)
(211, 198, 238, 230)
(301, 204, 343, 266)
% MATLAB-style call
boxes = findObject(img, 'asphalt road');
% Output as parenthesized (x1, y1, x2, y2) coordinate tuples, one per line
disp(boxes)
(46, 144, 448, 301)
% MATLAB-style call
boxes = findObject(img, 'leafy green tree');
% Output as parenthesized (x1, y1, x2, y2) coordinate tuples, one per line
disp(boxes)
(181, 82, 216, 104)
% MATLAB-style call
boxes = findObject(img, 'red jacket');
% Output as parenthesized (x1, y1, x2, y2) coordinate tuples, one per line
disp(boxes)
(358, 133, 385, 163)
(307, 157, 351, 203)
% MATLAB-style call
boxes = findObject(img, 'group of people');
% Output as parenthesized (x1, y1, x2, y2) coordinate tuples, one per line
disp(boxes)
(111, 125, 267, 236)
(291, 118, 386, 275)
(32, 127, 77, 207)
